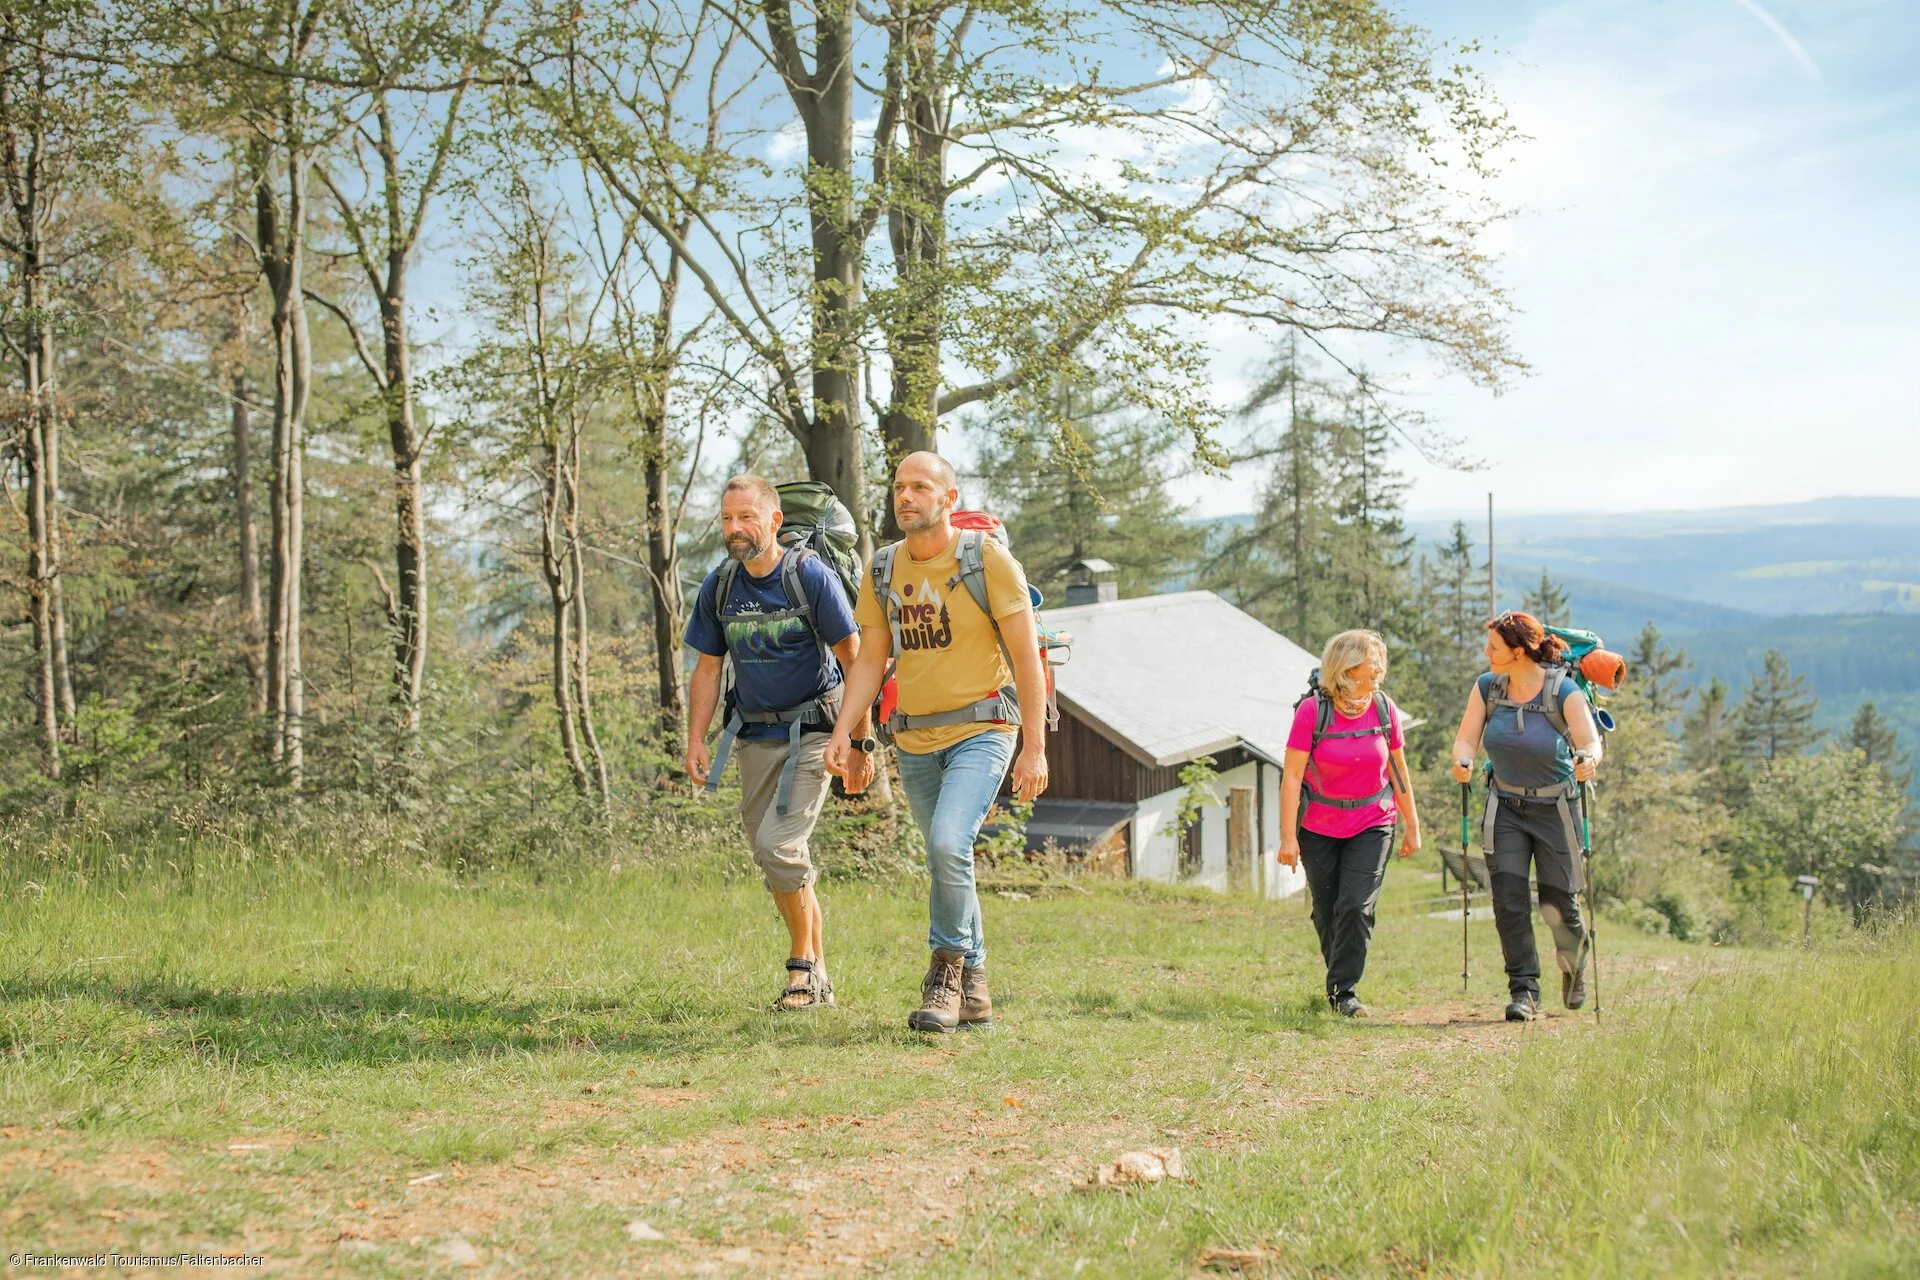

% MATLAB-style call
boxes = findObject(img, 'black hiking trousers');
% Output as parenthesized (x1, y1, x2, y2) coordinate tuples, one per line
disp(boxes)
(1299, 824, 1394, 1003)
(1488, 797, 1587, 999)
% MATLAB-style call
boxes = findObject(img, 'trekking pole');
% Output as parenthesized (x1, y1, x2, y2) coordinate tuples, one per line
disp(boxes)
(1579, 778, 1601, 1023)
(1459, 780, 1471, 995)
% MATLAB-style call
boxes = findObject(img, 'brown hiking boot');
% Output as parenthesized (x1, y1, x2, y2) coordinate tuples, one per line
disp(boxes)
(959, 963, 993, 1029)
(908, 949, 964, 1033)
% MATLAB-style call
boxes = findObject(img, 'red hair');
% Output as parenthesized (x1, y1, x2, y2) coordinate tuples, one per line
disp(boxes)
(1488, 610, 1567, 665)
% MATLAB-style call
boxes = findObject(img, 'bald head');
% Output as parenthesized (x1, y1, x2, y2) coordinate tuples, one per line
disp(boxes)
(892, 451, 960, 534)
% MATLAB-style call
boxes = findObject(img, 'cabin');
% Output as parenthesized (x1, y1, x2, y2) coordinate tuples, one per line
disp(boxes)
(1017, 574, 1314, 898)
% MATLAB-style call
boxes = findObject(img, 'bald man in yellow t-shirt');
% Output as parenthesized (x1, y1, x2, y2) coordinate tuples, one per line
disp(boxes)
(827, 452, 1051, 1033)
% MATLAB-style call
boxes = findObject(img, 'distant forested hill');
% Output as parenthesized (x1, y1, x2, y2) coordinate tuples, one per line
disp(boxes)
(1410, 496, 1920, 618)
(1194, 497, 1920, 765)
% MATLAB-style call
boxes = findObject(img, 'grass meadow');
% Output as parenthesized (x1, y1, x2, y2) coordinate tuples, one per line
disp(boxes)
(0, 829, 1915, 1277)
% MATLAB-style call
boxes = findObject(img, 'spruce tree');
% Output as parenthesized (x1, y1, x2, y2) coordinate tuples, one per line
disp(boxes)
(1734, 649, 1820, 761)
(1523, 569, 1570, 627)
(972, 378, 1202, 600)
(1631, 622, 1692, 727)
(1321, 392, 1418, 641)
(1682, 676, 1733, 777)
(1202, 337, 1336, 646)
(1849, 701, 1914, 793)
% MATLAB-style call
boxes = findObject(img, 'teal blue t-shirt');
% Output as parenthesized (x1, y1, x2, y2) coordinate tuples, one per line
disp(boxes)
(1478, 670, 1575, 793)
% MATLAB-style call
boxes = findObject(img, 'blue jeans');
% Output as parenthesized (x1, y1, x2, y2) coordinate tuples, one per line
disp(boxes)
(895, 730, 1017, 968)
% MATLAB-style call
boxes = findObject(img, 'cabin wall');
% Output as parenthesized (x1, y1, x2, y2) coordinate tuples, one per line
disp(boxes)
(1129, 760, 1303, 897)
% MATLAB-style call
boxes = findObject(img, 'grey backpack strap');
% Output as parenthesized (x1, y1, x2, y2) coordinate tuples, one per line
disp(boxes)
(705, 704, 746, 795)
(702, 560, 743, 794)
(871, 542, 904, 656)
(780, 547, 831, 670)
(951, 529, 1014, 671)
(714, 559, 741, 617)
(1539, 667, 1571, 743)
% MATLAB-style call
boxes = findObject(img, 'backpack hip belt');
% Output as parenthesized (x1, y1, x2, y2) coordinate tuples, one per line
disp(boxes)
(887, 685, 1022, 736)
(1481, 774, 1584, 893)
(706, 688, 843, 816)
(1302, 783, 1393, 811)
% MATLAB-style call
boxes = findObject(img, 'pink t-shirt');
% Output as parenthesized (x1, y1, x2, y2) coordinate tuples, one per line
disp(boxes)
(1287, 695, 1404, 838)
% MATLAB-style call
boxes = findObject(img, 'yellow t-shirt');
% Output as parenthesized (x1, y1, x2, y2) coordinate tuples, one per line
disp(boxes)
(855, 531, 1032, 754)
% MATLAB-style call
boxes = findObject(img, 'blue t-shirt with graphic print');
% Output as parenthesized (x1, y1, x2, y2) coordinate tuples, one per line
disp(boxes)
(683, 550, 857, 740)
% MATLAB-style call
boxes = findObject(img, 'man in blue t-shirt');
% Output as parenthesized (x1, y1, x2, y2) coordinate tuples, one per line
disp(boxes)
(684, 474, 874, 1011)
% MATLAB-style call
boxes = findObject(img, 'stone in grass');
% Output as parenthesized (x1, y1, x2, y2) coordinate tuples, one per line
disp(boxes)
(1078, 1147, 1186, 1190)
(626, 1220, 667, 1243)
(432, 1235, 481, 1266)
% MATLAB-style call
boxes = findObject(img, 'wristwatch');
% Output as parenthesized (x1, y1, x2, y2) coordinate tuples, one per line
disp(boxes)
(849, 736, 877, 753)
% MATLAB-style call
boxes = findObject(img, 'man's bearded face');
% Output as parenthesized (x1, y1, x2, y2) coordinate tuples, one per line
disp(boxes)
(720, 494, 777, 561)
(893, 476, 952, 533)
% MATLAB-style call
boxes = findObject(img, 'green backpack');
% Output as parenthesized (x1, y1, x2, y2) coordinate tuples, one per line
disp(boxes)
(769, 481, 860, 604)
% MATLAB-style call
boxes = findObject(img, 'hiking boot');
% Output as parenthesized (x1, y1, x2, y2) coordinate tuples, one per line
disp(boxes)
(1333, 995, 1369, 1018)
(1558, 950, 1588, 1011)
(908, 949, 964, 1034)
(959, 963, 993, 1029)
(1504, 992, 1540, 1022)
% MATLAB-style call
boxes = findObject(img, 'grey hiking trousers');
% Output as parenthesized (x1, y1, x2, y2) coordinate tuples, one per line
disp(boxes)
(1487, 796, 1587, 999)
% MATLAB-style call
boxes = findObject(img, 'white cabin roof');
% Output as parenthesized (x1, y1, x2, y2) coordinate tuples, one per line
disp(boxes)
(1042, 590, 1319, 769)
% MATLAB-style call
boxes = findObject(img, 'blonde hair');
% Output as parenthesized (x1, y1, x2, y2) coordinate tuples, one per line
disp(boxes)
(1320, 629, 1388, 703)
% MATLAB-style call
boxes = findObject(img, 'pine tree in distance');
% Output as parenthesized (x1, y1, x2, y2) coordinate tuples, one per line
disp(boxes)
(1523, 569, 1570, 628)
(1734, 649, 1821, 762)
(1632, 622, 1693, 727)
(1850, 701, 1914, 793)
(1682, 676, 1733, 778)
(971, 374, 1202, 600)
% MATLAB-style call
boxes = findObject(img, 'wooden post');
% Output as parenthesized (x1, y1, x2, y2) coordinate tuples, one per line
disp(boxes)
(1254, 759, 1268, 899)
(1228, 785, 1255, 894)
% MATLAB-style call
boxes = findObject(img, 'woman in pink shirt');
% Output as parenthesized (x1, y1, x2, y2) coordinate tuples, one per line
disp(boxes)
(1278, 630, 1421, 1016)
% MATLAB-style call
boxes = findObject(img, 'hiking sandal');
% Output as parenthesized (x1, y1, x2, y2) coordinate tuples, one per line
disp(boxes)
(775, 958, 831, 1012)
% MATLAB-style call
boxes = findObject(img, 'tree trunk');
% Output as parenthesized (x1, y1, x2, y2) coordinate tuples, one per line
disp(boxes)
(1289, 372, 1306, 642)
(569, 518, 610, 802)
(19, 402, 58, 778)
(766, 0, 867, 534)
(231, 369, 266, 713)
(547, 573, 587, 797)
(380, 280, 427, 735)
(639, 247, 686, 754)
(257, 143, 309, 787)
(36, 321, 71, 725)
(642, 417, 683, 760)
(539, 440, 591, 799)
(879, 11, 949, 537)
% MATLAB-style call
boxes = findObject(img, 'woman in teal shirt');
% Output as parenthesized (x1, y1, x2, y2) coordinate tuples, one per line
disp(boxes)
(1450, 611, 1604, 1022)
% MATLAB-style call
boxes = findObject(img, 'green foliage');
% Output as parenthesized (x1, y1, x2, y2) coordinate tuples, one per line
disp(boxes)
(1730, 747, 1909, 918)
(1682, 676, 1736, 780)
(1632, 621, 1694, 727)
(1851, 700, 1914, 794)
(972, 378, 1203, 600)
(1735, 648, 1823, 762)
(974, 795, 1035, 865)
(1523, 568, 1570, 627)
(1160, 755, 1219, 842)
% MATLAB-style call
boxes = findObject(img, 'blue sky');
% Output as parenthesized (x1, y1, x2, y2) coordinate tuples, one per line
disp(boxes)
(1183, 0, 1920, 517)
